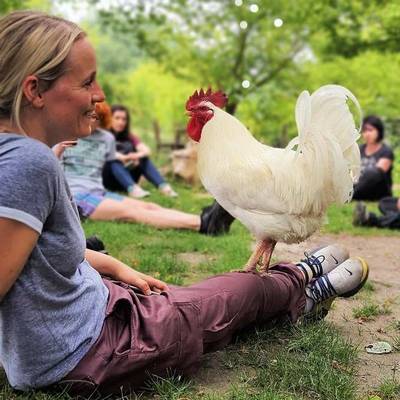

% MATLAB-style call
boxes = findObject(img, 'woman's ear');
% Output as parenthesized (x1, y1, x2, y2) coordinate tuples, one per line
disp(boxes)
(22, 75, 44, 109)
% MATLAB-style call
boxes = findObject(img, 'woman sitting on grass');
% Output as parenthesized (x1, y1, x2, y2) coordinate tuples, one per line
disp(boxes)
(55, 101, 231, 234)
(102, 104, 178, 198)
(353, 115, 395, 201)
(0, 10, 369, 398)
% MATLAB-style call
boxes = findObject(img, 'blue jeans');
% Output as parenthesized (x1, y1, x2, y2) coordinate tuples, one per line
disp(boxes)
(103, 158, 165, 192)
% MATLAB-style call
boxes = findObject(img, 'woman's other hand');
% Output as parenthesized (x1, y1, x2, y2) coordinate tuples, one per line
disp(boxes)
(127, 152, 141, 162)
(120, 269, 169, 295)
(85, 249, 169, 295)
(53, 140, 78, 158)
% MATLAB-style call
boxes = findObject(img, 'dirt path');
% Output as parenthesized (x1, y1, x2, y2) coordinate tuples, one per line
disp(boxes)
(274, 234, 400, 396)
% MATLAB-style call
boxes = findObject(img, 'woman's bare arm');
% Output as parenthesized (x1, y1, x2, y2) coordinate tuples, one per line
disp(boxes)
(135, 142, 151, 158)
(376, 158, 392, 173)
(0, 218, 38, 302)
(85, 249, 169, 295)
(115, 151, 130, 163)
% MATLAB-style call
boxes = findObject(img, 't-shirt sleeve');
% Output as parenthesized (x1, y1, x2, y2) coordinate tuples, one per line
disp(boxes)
(130, 133, 141, 147)
(0, 139, 59, 234)
(380, 145, 394, 161)
(105, 133, 117, 162)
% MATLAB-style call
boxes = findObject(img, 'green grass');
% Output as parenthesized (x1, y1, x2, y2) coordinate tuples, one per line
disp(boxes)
(324, 203, 400, 237)
(1, 179, 396, 400)
(146, 321, 358, 400)
(0, 322, 358, 400)
(361, 281, 376, 293)
(393, 335, 400, 351)
(352, 301, 392, 321)
(371, 379, 400, 400)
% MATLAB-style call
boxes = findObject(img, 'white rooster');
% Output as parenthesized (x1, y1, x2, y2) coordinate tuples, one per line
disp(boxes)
(186, 86, 361, 272)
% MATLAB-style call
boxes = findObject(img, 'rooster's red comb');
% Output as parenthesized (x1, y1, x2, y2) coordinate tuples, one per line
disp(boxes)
(186, 88, 228, 110)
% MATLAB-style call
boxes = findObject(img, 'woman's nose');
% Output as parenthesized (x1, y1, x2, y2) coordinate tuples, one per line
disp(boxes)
(92, 82, 105, 103)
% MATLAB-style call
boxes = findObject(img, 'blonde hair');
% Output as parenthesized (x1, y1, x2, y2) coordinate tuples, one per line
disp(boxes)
(0, 11, 85, 131)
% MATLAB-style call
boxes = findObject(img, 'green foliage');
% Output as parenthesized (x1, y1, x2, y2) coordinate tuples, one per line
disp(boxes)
(57, 0, 400, 146)
(100, 62, 196, 134)
(92, 0, 322, 112)
(0, 0, 25, 14)
(5, 1, 400, 147)
(314, 1, 400, 57)
(0, 0, 51, 14)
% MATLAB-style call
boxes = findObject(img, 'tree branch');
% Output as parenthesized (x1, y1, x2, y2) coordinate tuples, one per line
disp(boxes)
(251, 42, 304, 90)
(232, 27, 250, 80)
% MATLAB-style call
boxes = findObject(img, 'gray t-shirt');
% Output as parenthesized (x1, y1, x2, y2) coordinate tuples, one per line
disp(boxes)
(61, 128, 116, 196)
(0, 134, 108, 390)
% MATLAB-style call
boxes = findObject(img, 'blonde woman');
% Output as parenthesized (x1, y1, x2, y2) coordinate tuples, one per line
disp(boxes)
(0, 10, 369, 398)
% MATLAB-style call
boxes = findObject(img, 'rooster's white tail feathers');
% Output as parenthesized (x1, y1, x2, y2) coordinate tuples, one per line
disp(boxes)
(276, 85, 361, 214)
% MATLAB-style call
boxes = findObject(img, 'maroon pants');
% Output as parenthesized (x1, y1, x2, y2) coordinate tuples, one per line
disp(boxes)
(59, 263, 305, 397)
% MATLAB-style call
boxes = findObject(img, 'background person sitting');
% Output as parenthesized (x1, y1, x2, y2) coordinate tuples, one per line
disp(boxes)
(353, 115, 394, 201)
(55, 102, 233, 234)
(353, 196, 400, 229)
(102, 104, 178, 198)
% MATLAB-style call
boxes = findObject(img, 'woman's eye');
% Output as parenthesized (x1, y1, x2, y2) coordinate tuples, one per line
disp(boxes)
(84, 80, 93, 88)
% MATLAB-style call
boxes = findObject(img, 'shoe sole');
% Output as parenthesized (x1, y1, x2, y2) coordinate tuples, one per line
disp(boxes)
(339, 257, 369, 298)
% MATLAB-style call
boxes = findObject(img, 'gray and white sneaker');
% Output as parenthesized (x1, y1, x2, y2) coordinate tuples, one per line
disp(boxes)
(304, 257, 369, 319)
(296, 244, 349, 285)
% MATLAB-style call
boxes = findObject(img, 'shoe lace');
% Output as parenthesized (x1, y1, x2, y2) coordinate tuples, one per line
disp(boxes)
(308, 275, 337, 303)
(301, 252, 326, 277)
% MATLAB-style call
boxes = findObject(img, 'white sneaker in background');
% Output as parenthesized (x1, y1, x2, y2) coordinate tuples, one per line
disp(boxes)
(159, 183, 178, 197)
(129, 185, 150, 198)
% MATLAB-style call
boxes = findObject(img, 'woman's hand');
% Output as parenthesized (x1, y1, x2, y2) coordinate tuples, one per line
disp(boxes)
(127, 152, 141, 161)
(117, 268, 169, 295)
(53, 140, 78, 158)
(85, 249, 169, 295)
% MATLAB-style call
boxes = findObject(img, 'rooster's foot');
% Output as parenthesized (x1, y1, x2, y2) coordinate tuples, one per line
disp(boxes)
(244, 239, 276, 273)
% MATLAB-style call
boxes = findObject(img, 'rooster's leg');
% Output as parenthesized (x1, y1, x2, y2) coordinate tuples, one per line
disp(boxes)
(244, 240, 267, 272)
(259, 239, 277, 274)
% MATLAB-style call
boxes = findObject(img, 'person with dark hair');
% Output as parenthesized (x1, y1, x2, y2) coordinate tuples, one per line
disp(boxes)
(353, 115, 395, 201)
(102, 104, 178, 198)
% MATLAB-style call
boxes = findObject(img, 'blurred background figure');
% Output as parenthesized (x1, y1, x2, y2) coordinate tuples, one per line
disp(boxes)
(353, 115, 395, 201)
(103, 104, 178, 198)
(54, 102, 232, 234)
(353, 197, 400, 229)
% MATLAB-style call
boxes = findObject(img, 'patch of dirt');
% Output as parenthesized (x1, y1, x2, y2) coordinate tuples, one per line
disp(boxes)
(178, 252, 218, 285)
(177, 252, 212, 266)
(274, 234, 400, 396)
